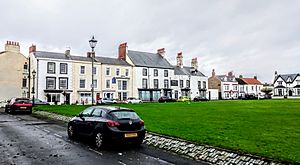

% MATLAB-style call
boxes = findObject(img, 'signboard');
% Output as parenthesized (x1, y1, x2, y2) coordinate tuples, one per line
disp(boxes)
(112, 77, 116, 84)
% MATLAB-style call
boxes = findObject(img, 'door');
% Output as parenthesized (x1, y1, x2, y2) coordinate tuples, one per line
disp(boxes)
(289, 90, 293, 96)
(66, 94, 70, 104)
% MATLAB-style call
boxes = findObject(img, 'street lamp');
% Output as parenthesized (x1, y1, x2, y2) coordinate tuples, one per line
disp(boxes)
(89, 36, 98, 105)
(31, 70, 36, 106)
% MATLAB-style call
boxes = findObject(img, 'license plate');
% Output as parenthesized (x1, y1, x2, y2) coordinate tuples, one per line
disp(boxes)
(124, 133, 138, 138)
(20, 107, 27, 109)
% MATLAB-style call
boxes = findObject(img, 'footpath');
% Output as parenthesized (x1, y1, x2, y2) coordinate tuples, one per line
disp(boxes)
(33, 110, 285, 165)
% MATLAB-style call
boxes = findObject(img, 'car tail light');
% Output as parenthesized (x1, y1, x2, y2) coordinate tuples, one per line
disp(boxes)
(139, 120, 144, 126)
(106, 120, 120, 127)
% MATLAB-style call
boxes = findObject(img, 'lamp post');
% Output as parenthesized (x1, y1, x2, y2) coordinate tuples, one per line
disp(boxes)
(89, 36, 98, 105)
(31, 70, 36, 106)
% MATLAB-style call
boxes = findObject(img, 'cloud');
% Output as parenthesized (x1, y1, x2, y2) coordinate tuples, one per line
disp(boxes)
(1, 0, 300, 83)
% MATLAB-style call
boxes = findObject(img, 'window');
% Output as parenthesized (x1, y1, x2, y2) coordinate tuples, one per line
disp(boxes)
(80, 79, 85, 88)
(297, 89, 300, 95)
(233, 85, 238, 90)
(198, 81, 201, 89)
(122, 81, 127, 90)
(22, 78, 27, 88)
(224, 85, 229, 90)
(81, 107, 94, 116)
(186, 80, 190, 88)
(154, 79, 159, 89)
(164, 79, 169, 88)
(47, 62, 55, 74)
(23, 64, 28, 70)
(93, 67, 97, 75)
(203, 81, 206, 89)
(251, 86, 254, 91)
(106, 80, 110, 88)
(118, 80, 122, 90)
(93, 80, 97, 89)
(125, 69, 129, 76)
(59, 78, 68, 89)
(297, 80, 300, 85)
(116, 68, 120, 76)
(154, 69, 158, 77)
(122, 92, 127, 100)
(46, 77, 56, 89)
(164, 70, 168, 77)
(142, 68, 147, 76)
(91, 108, 103, 117)
(80, 66, 85, 74)
(142, 78, 148, 88)
(180, 80, 184, 88)
(106, 68, 110, 76)
(60, 63, 68, 74)
(240, 86, 244, 91)
(278, 81, 283, 86)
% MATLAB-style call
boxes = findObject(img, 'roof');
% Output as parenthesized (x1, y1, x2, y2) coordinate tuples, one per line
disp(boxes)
(127, 50, 173, 69)
(174, 66, 206, 76)
(33, 51, 130, 66)
(240, 78, 262, 85)
(91, 106, 131, 111)
(216, 75, 237, 82)
(274, 74, 299, 83)
(235, 78, 246, 85)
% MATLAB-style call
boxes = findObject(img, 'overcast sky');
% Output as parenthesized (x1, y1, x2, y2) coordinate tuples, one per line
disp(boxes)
(1, 0, 300, 83)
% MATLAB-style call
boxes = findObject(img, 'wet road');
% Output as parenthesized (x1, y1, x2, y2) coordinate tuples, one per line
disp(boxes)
(0, 109, 205, 165)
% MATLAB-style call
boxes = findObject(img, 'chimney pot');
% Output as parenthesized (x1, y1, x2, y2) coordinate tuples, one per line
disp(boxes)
(157, 48, 165, 57)
(29, 45, 36, 54)
(118, 42, 127, 61)
(212, 69, 216, 77)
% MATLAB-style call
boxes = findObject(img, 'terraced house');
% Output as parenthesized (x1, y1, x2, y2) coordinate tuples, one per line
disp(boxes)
(273, 71, 300, 98)
(0, 41, 29, 101)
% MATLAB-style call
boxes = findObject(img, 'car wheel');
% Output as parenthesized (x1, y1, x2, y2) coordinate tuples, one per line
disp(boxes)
(95, 132, 104, 149)
(68, 125, 75, 139)
(28, 110, 32, 114)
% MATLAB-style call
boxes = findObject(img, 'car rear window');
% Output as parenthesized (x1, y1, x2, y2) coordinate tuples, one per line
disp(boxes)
(15, 99, 31, 103)
(111, 111, 140, 120)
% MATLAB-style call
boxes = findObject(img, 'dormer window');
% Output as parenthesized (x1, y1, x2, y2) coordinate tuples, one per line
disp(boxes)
(278, 81, 283, 86)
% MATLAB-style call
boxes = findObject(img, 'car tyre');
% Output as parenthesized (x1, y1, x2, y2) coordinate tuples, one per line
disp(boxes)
(95, 132, 104, 149)
(68, 125, 76, 140)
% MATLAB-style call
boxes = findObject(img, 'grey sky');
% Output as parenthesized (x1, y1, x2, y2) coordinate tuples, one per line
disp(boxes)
(1, 0, 300, 83)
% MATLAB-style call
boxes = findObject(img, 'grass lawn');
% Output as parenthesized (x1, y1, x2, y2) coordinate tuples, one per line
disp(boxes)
(34, 99, 300, 163)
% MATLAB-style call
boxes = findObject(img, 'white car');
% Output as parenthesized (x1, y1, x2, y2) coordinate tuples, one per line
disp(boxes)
(97, 98, 117, 104)
(124, 97, 142, 104)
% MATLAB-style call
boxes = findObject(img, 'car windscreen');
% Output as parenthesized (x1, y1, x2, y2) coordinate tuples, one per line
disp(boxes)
(110, 111, 140, 120)
(15, 99, 31, 103)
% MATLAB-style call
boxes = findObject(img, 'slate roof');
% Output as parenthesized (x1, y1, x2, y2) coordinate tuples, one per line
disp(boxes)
(174, 66, 206, 77)
(274, 74, 299, 83)
(235, 78, 246, 85)
(33, 51, 130, 66)
(216, 75, 237, 82)
(127, 50, 173, 69)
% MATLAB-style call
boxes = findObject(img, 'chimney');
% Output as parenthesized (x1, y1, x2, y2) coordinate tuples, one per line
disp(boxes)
(157, 48, 165, 58)
(5, 41, 20, 53)
(254, 75, 257, 79)
(65, 49, 70, 57)
(191, 57, 198, 70)
(228, 71, 233, 77)
(239, 75, 243, 78)
(176, 52, 183, 68)
(118, 42, 127, 61)
(275, 71, 278, 76)
(212, 69, 216, 77)
(29, 44, 36, 54)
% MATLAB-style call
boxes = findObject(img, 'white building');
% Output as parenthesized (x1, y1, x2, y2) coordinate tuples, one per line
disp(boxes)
(173, 53, 208, 99)
(236, 76, 263, 98)
(273, 71, 300, 98)
(29, 46, 73, 104)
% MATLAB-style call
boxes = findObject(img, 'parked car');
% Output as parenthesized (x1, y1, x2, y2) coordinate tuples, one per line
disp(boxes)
(5, 98, 33, 114)
(123, 97, 142, 104)
(33, 99, 50, 105)
(193, 96, 209, 101)
(67, 106, 146, 148)
(97, 98, 117, 104)
(178, 96, 191, 102)
(0, 100, 7, 108)
(158, 96, 177, 103)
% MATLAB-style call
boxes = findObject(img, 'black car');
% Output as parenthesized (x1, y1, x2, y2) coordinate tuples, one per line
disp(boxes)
(5, 98, 33, 114)
(193, 96, 209, 101)
(67, 106, 146, 148)
(158, 96, 177, 103)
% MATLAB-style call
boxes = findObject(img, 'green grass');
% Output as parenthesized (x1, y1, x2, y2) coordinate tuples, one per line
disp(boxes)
(34, 100, 300, 163)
